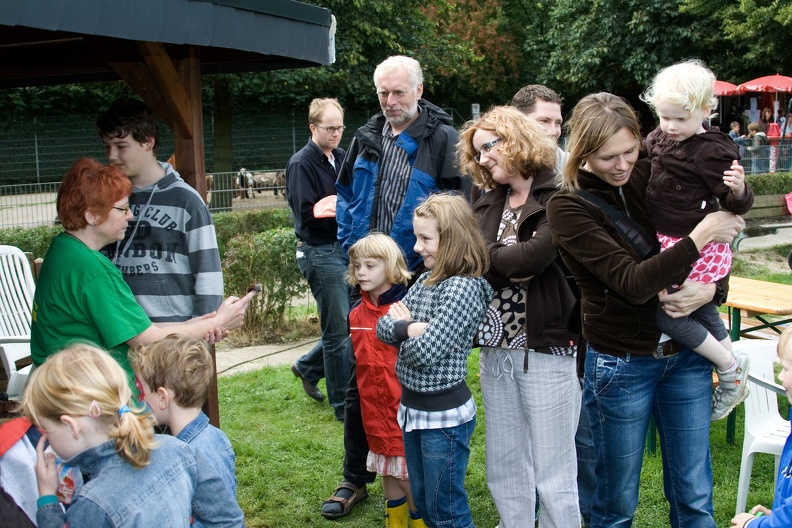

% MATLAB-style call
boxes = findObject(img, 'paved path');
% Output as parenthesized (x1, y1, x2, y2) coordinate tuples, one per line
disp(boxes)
(215, 339, 316, 377)
(738, 225, 792, 250)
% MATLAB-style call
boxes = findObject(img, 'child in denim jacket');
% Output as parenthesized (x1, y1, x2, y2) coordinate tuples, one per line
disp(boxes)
(21, 343, 243, 528)
(130, 336, 238, 501)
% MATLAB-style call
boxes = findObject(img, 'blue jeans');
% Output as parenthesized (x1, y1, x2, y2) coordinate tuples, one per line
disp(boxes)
(294, 242, 352, 419)
(403, 418, 476, 528)
(584, 346, 715, 528)
(575, 391, 596, 527)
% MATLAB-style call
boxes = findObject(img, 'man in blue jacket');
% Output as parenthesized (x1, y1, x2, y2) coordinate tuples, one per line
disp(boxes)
(323, 55, 465, 519)
(286, 98, 350, 421)
(336, 56, 466, 271)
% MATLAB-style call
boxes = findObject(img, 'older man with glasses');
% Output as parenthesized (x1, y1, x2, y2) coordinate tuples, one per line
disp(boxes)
(286, 98, 351, 421)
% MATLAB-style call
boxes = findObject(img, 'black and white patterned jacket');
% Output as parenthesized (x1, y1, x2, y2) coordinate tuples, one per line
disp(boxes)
(377, 272, 494, 394)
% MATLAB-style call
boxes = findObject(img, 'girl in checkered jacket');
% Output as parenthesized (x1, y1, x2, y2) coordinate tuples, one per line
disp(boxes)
(377, 193, 494, 528)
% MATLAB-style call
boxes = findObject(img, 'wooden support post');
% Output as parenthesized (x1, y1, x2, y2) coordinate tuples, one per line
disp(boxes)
(171, 46, 218, 427)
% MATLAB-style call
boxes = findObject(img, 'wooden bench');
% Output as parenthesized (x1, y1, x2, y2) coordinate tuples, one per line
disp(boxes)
(731, 194, 792, 268)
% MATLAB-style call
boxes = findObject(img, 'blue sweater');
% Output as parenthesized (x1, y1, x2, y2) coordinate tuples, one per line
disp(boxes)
(749, 431, 792, 527)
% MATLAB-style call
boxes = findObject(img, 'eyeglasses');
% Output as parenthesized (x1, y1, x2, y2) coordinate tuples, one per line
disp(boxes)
(113, 204, 131, 214)
(314, 125, 345, 134)
(377, 89, 410, 100)
(474, 138, 502, 163)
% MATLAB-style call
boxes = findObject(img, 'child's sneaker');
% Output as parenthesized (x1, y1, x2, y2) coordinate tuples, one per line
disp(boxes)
(711, 353, 750, 422)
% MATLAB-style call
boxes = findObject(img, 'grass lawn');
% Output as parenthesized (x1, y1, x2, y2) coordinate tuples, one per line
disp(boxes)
(220, 244, 792, 527)
(219, 348, 789, 527)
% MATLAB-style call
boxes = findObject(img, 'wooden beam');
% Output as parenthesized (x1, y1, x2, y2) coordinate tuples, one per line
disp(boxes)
(170, 45, 217, 427)
(136, 41, 194, 140)
(89, 37, 175, 130)
(172, 45, 205, 195)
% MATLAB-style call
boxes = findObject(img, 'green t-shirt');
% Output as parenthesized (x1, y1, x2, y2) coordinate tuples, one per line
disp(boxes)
(31, 233, 152, 390)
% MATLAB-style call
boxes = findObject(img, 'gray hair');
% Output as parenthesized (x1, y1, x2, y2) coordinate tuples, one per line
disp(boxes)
(373, 55, 423, 90)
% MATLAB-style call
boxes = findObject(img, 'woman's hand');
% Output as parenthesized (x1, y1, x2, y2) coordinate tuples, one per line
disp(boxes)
(724, 159, 747, 199)
(658, 281, 716, 318)
(213, 289, 257, 331)
(35, 435, 59, 498)
(688, 211, 744, 249)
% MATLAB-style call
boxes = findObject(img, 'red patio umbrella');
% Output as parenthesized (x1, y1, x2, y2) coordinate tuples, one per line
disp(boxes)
(714, 80, 739, 96)
(737, 74, 792, 94)
(737, 74, 792, 125)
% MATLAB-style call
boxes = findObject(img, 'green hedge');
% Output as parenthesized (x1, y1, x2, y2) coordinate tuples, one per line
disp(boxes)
(213, 208, 293, 259)
(0, 224, 62, 258)
(222, 227, 309, 335)
(0, 207, 295, 260)
(746, 171, 792, 195)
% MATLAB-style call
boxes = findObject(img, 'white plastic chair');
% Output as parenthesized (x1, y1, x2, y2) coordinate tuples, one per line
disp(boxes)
(734, 338, 791, 516)
(0, 245, 35, 397)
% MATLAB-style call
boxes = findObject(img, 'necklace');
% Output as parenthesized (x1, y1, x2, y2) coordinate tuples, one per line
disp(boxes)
(64, 232, 85, 245)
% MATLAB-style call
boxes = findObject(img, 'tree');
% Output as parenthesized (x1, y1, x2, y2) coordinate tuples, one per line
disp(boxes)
(682, 0, 792, 81)
(227, 0, 471, 110)
(423, 0, 524, 110)
(522, 0, 716, 104)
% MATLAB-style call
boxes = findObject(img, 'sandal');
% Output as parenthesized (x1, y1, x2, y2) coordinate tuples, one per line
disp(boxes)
(321, 481, 368, 519)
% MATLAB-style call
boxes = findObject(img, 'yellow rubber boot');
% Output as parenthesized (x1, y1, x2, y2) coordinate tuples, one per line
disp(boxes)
(385, 500, 408, 528)
(409, 513, 428, 528)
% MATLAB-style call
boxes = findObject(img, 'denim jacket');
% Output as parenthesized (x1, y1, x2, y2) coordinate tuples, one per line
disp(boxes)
(177, 411, 237, 499)
(36, 435, 244, 528)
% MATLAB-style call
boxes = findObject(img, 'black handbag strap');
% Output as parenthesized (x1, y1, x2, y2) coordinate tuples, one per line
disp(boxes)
(574, 189, 659, 259)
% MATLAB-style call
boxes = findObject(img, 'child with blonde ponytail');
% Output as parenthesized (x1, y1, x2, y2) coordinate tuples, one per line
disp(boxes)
(22, 343, 243, 528)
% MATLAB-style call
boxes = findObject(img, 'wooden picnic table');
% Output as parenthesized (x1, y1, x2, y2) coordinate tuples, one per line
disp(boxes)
(723, 276, 792, 444)
(726, 277, 792, 341)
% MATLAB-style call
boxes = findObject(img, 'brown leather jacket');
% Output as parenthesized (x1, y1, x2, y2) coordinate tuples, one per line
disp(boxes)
(473, 166, 578, 352)
(546, 160, 702, 357)
(645, 127, 753, 238)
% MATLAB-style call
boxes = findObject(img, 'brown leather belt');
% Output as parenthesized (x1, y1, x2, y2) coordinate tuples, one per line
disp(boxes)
(653, 339, 682, 360)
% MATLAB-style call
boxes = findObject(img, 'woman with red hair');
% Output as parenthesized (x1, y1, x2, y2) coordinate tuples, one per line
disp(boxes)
(30, 158, 254, 394)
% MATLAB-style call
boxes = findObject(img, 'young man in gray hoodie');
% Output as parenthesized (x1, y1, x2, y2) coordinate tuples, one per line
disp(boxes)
(96, 98, 223, 322)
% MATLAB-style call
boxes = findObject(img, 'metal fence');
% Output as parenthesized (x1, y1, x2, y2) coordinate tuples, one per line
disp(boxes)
(0, 110, 378, 228)
(0, 172, 294, 229)
(3, 109, 788, 229)
(0, 110, 379, 187)
(741, 143, 792, 174)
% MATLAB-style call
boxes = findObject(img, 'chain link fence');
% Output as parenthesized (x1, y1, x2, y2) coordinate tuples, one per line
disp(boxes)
(0, 109, 385, 228)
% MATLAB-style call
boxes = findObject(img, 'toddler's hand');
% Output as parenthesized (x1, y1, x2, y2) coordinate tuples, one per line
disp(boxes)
(751, 505, 771, 517)
(723, 159, 746, 197)
(35, 435, 59, 498)
(730, 512, 753, 526)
